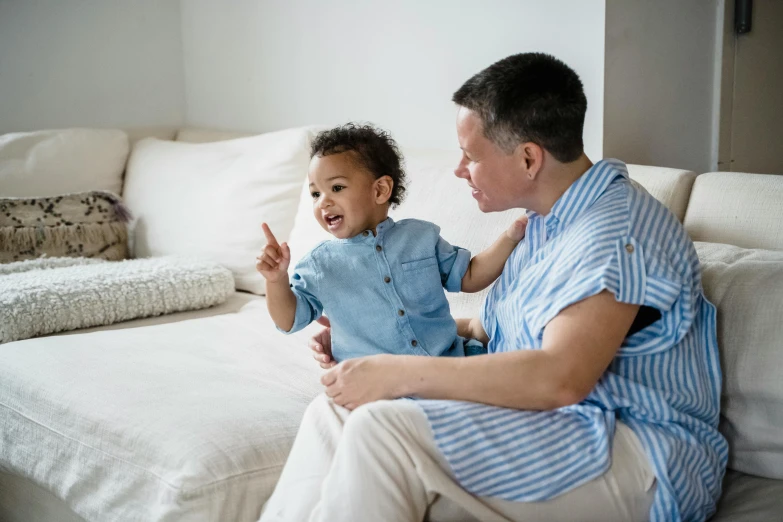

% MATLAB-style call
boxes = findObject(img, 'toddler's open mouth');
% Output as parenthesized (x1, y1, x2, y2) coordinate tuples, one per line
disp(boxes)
(324, 214, 343, 229)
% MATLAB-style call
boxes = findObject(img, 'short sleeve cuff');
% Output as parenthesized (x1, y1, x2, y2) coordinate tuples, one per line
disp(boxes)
(444, 247, 471, 292)
(275, 291, 319, 334)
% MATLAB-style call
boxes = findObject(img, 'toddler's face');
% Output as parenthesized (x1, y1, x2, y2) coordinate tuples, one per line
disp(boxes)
(308, 152, 388, 239)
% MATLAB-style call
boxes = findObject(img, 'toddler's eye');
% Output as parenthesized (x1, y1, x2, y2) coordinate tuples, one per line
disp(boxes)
(311, 191, 320, 199)
(332, 185, 345, 192)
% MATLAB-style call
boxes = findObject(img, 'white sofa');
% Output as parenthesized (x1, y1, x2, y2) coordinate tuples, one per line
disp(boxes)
(1, 127, 782, 521)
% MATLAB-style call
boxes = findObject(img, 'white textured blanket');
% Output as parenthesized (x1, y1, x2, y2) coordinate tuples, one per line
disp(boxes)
(0, 256, 234, 343)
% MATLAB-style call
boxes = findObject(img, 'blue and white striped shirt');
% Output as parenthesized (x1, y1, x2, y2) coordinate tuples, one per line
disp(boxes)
(415, 159, 728, 522)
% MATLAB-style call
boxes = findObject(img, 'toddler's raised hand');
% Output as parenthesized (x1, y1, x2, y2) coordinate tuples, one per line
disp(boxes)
(506, 215, 528, 243)
(256, 223, 291, 283)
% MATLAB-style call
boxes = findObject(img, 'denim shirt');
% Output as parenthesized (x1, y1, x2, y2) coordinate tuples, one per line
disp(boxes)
(281, 217, 471, 362)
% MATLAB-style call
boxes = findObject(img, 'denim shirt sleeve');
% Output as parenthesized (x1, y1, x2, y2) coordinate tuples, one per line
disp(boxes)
(277, 252, 323, 334)
(435, 235, 471, 292)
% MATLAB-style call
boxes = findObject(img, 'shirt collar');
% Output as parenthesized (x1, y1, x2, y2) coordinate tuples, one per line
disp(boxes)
(337, 216, 395, 244)
(543, 159, 628, 229)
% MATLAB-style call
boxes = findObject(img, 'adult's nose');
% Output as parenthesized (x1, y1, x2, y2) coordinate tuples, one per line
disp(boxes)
(454, 161, 469, 179)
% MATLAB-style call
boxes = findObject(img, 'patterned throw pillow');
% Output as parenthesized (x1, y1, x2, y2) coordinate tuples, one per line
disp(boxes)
(0, 191, 131, 263)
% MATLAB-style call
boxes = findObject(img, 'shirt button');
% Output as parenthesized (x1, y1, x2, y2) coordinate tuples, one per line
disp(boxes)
(398, 309, 405, 316)
(411, 340, 417, 347)
(625, 244, 635, 254)
(376, 245, 382, 252)
(362, 231, 369, 237)
(384, 276, 391, 283)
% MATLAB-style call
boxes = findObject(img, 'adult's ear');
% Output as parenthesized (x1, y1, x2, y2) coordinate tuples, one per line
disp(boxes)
(517, 142, 545, 180)
(374, 176, 394, 204)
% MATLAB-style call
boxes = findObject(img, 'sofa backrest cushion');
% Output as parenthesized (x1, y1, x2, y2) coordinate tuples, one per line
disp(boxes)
(625, 164, 697, 222)
(124, 127, 178, 146)
(175, 128, 256, 144)
(123, 128, 313, 295)
(0, 128, 129, 198)
(696, 241, 783, 479)
(685, 172, 783, 251)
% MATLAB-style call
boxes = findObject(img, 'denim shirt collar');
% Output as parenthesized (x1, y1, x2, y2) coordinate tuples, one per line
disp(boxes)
(335, 216, 395, 244)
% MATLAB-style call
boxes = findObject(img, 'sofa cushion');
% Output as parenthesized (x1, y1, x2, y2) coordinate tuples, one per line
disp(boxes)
(625, 164, 697, 222)
(0, 129, 129, 198)
(711, 470, 783, 521)
(124, 127, 178, 145)
(176, 127, 256, 143)
(0, 294, 323, 521)
(685, 172, 783, 251)
(123, 129, 313, 295)
(696, 241, 783, 479)
(0, 256, 235, 344)
(0, 191, 130, 263)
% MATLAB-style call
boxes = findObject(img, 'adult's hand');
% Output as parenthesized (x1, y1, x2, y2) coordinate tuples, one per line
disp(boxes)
(309, 316, 336, 369)
(321, 354, 404, 410)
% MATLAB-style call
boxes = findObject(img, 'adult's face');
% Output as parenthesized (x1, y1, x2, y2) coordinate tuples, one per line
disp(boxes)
(454, 107, 529, 213)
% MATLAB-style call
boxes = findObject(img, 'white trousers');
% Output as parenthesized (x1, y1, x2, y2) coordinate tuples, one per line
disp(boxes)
(260, 394, 656, 522)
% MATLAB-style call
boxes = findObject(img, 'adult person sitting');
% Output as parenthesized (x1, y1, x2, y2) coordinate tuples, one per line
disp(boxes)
(260, 52, 728, 522)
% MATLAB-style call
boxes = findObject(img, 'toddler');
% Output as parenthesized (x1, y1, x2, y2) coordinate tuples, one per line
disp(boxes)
(257, 123, 525, 362)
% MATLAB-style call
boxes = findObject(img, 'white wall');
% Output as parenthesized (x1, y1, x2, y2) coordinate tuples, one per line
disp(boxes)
(181, 0, 606, 156)
(604, 0, 721, 173)
(0, 0, 185, 134)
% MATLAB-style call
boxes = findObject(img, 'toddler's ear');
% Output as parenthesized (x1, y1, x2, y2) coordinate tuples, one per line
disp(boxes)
(374, 176, 394, 205)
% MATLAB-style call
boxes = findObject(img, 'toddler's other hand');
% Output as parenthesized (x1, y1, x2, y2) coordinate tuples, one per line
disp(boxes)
(506, 215, 528, 243)
(310, 316, 336, 369)
(256, 223, 291, 283)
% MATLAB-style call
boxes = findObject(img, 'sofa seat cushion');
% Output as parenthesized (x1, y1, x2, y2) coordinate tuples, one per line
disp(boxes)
(696, 242, 783, 479)
(0, 294, 323, 522)
(711, 470, 783, 521)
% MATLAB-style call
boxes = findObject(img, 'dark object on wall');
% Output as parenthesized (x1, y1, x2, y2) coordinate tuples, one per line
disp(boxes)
(736, 0, 753, 34)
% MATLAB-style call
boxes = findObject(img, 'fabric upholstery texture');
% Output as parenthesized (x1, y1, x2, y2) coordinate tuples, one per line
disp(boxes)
(0, 129, 129, 197)
(685, 172, 783, 251)
(0, 191, 130, 263)
(625, 164, 697, 222)
(711, 470, 783, 522)
(696, 241, 783, 479)
(0, 294, 323, 522)
(0, 256, 234, 343)
(176, 127, 256, 143)
(123, 127, 178, 146)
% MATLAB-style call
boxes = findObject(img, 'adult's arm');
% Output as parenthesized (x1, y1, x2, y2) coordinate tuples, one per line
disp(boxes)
(321, 290, 639, 410)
